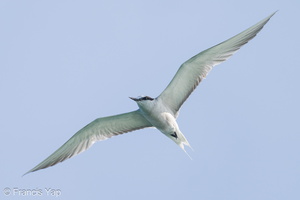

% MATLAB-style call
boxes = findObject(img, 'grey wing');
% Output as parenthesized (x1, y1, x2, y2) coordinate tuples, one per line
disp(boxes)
(24, 110, 152, 175)
(158, 12, 275, 115)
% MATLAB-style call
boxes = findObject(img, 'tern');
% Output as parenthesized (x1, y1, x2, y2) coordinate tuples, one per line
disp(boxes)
(25, 12, 275, 175)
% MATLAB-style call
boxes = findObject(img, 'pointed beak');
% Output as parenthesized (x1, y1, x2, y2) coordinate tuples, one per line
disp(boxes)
(129, 97, 138, 101)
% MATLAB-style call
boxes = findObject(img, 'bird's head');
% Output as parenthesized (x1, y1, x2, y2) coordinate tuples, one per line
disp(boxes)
(129, 96, 155, 109)
(129, 96, 154, 102)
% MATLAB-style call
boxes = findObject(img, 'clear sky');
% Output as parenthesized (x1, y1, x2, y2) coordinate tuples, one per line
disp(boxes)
(1, 0, 299, 200)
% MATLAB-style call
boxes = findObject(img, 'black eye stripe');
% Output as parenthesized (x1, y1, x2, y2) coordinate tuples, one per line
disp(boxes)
(138, 96, 154, 101)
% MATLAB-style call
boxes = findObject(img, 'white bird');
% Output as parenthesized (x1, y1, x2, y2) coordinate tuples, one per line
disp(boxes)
(24, 12, 275, 175)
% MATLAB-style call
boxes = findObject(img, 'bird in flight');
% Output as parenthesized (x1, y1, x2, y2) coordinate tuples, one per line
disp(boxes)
(25, 12, 275, 175)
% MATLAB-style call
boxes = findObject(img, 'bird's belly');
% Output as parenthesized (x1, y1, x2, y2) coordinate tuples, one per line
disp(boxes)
(142, 110, 177, 134)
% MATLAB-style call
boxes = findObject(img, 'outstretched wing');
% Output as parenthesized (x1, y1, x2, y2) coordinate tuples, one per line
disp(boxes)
(158, 12, 275, 115)
(24, 110, 152, 175)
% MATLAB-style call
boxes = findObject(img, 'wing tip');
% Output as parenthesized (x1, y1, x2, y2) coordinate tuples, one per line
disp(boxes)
(23, 164, 44, 176)
(22, 169, 34, 177)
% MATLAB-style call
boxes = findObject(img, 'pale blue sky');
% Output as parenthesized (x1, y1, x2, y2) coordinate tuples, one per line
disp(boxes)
(1, 0, 299, 200)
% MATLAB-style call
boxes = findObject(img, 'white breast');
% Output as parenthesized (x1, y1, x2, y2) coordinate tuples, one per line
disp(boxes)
(137, 99, 178, 134)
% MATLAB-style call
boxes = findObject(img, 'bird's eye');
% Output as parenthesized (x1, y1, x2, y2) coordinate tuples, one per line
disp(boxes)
(145, 96, 154, 101)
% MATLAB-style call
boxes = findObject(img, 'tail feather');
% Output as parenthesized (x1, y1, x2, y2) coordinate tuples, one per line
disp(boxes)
(168, 130, 193, 159)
